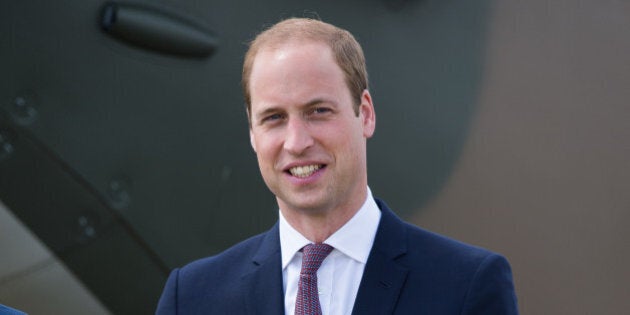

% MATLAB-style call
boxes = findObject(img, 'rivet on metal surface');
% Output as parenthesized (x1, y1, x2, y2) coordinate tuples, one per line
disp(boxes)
(10, 95, 38, 125)
(0, 131, 15, 161)
(76, 213, 99, 244)
(107, 178, 132, 210)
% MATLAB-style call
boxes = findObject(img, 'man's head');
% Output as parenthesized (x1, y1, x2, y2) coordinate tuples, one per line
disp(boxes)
(244, 18, 376, 219)
(242, 18, 368, 119)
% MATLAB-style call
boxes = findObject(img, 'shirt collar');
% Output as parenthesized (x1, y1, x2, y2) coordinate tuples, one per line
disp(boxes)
(279, 187, 382, 269)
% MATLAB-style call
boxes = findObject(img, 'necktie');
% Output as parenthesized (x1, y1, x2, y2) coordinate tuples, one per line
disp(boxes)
(295, 243, 334, 315)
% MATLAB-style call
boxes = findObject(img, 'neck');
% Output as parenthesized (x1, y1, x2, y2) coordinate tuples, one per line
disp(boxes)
(279, 189, 367, 243)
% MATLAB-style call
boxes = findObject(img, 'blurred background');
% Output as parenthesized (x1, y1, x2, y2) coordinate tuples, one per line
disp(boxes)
(1, 0, 628, 314)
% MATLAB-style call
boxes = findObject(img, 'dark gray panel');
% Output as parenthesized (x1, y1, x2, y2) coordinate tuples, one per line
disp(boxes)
(0, 114, 167, 314)
(1, 0, 490, 313)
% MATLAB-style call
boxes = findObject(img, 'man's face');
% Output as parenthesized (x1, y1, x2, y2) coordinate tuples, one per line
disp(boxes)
(248, 41, 375, 216)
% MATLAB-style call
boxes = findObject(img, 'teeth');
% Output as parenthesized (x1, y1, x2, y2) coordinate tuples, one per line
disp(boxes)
(289, 165, 321, 178)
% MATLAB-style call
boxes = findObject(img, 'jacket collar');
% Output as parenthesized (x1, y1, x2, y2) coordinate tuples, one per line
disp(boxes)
(351, 199, 410, 315)
(242, 222, 285, 314)
(241, 198, 409, 315)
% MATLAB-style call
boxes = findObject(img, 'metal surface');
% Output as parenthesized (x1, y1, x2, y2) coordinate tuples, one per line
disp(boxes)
(1, 0, 490, 313)
(0, 201, 111, 315)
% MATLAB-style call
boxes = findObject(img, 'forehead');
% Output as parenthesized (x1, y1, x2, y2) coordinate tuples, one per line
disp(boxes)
(249, 41, 347, 102)
(251, 40, 336, 74)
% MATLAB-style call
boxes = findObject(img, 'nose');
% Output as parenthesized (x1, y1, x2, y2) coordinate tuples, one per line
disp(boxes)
(283, 118, 313, 155)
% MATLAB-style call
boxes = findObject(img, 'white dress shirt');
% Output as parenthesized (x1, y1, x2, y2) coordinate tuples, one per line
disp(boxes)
(279, 187, 382, 315)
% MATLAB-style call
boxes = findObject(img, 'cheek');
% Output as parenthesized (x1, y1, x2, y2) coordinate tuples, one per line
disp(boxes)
(253, 134, 280, 164)
(339, 133, 366, 164)
(331, 121, 363, 147)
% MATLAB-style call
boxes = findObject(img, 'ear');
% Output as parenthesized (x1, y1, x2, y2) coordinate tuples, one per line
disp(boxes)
(249, 128, 257, 152)
(359, 89, 376, 138)
(247, 108, 257, 152)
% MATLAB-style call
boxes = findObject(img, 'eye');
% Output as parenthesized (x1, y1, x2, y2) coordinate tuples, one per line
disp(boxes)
(312, 107, 332, 115)
(261, 113, 284, 124)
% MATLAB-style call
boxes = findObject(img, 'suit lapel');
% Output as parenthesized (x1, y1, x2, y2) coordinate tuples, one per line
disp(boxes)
(352, 200, 409, 315)
(241, 223, 285, 315)
(239, 200, 408, 315)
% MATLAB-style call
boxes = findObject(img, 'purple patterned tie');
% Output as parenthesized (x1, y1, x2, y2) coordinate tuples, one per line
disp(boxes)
(295, 243, 334, 315)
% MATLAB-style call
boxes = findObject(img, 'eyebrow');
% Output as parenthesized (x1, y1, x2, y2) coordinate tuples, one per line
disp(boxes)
(303, 97, 330, 107)
(254, 97, 335, 119)
(254, 107, 281, 119)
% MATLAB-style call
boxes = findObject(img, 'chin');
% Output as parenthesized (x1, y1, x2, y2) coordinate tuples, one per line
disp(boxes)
(280, 195, 330, 214)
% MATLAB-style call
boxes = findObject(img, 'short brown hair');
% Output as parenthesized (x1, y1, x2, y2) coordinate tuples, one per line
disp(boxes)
(242, 18, 368, 117)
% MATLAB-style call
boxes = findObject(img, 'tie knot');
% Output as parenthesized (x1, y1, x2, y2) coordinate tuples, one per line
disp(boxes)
(300, 243, 333, 275)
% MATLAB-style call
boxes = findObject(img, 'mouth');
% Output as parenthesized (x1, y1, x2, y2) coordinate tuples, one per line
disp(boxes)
(287, 164, 325, 178)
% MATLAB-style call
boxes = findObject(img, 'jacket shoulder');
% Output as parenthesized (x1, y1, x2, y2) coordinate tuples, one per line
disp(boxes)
(156, 231, 273, 314)
(371, 199, 518, 314)
(180, 231, 268, 279)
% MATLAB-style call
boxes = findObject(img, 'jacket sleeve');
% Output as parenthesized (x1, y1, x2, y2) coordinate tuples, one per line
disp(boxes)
(461, 254, 519, 315)
(155, 268, 180, 315)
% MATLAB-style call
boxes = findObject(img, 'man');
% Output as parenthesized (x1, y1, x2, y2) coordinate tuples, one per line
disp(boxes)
(156, 18, 518, 314)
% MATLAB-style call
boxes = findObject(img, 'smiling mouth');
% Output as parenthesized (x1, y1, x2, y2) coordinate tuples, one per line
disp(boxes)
(288, 164, 324, 178)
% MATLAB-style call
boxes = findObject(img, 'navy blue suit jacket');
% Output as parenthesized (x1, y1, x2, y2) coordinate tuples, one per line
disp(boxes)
(156, 199, 518, 314)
